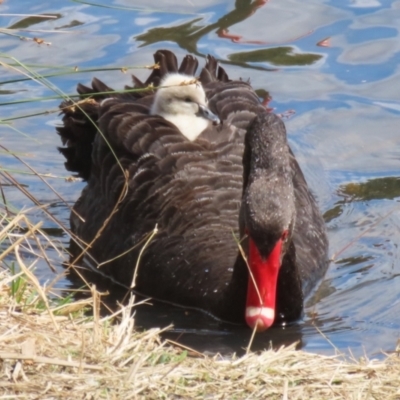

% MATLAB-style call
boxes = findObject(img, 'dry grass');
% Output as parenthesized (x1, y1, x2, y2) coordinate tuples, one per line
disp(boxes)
(0, 215, 400, 399)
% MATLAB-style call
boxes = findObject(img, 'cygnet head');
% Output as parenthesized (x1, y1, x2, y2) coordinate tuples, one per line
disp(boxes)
(150, 73, 220, 141)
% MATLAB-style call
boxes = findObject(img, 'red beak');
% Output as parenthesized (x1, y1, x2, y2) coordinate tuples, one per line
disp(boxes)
(245, 236, 283, 331)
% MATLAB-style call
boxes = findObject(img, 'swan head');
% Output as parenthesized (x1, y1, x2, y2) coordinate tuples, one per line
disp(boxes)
(150, 73, 220, 141)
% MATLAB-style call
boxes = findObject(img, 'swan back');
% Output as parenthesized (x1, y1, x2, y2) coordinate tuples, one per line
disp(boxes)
(150, 73, 215, 141)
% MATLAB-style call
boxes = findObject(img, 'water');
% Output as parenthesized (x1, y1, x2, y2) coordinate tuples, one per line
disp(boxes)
(1, 0, 400, 357)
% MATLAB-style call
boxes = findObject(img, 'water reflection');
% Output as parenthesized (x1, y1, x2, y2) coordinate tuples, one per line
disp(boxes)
(228, 47, 322, 66)
(135, 0, 280, 70)
(133, 0, 327, 70)
(338, 177, 400, 201)
(324, 176, 400, 222)
(7, 14, 62, 30)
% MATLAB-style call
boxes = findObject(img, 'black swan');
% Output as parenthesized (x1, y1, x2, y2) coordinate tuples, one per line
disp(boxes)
(57, 50, 328, 332)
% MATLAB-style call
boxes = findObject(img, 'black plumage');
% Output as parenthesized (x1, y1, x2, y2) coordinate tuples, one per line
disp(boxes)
(57, 50, 328, 329)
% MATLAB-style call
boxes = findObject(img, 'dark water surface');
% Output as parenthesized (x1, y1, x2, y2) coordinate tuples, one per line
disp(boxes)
(1, 0, 400, 357)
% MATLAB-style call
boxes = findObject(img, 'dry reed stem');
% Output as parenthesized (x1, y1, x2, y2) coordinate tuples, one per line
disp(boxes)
(68, 174, 129, 269)
(0, 219, 42, 263)
(131, 224, 158, 289)
(14, 245, 59, 332)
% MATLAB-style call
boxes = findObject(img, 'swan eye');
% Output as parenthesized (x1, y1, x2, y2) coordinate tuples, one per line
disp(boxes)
(184, 97, 192, 103)
(281, 230, 289, 242)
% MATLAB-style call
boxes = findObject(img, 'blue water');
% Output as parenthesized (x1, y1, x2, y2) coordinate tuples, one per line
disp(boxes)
(1, 0, 400, 358)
